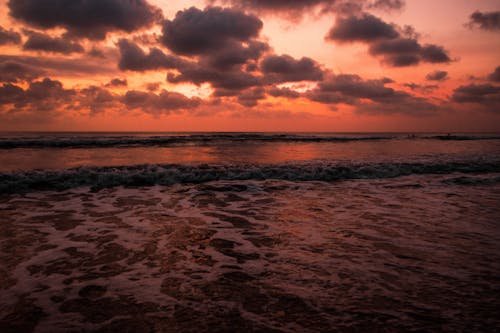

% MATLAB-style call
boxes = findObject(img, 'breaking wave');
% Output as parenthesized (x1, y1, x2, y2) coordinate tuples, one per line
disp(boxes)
(2, 159, 499, 193)
(1, 133, 499, 149)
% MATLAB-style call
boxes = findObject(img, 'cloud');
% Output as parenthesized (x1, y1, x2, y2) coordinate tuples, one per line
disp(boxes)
(0, 78, 76, 112)
(327, 13, 452, 66)
(0, 54, 118, 77)
(368, 38, 421, 66)
(118, 7, 271, 104)
(310, 74, 401, 103)
(403, 83, 438, 92)
(467, 11, 500, 31)
(356, 95, 438, 115)
(488, 66, 500, 82)
(426, 70, 448, 81)
(326, 13, 399, 42)
(420, 44, 451, 63)
(117, 39, 186, 71)
(203, 40, 269, 71)
(267, 87, 301, 99)
(167, 66, 261, 90)
(306, 73, 438, 115)
(106, 78, 128, 87)
(452, 84, 500, 110)
(368, 0, 405, 11)
(261, 54, 324, 83)
(0, 25, 21, 45)
(236, 87, 266, 107)
(369, 39, 451, 66)
(8, 0, 162, 40)
(0, 84, 25, 105)
(208, 0, 405, 19)
(146, 82, 161, 91)
(161, 6, 262, 56)
(123, 90, 201, 115)
(0, 77, 204, 117)
(0, 61, 44, 83)
(76, 86, 118, 114)
(23, 31, 84, 54)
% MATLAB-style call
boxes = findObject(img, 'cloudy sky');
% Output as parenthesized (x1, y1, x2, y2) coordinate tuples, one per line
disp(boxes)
(0, 0, 499, 131)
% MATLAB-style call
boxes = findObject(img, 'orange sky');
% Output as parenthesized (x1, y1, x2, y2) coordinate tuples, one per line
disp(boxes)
(0, 0, 499, 132)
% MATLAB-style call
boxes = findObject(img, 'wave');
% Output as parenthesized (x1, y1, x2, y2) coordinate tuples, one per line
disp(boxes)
(1, 133, 499, 149)
(425, 135, 500, 141)
(0, 134, 391, 148)
(441, 175, 500, 186)
(1, 160, 499, 194)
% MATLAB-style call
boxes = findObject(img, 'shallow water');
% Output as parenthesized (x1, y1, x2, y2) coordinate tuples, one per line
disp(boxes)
(1, 175, 499, 332)
(0, 132, 499, 172)
(1, 133, 499, 332)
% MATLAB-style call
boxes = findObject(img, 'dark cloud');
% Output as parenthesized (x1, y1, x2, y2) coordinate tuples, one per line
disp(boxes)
(328, 13, 452, 67)
(452, 84, 500, 110)
(106, 78, 128, 87)
(237, 87, 266, 107)
(268, 87, 301, 99)
(25, 78, 75, 108)
(311, 74, 402, 103)
(0, 61, 44, 83)
(8, 0, 162, 40)
(146, 82, 161, 91)
(76, 86, 117, 114)
(368, 38, 421, 66)
(368, 0, 405, 11)
(369, 38, 420, 55)
(204, 40, 269, 71)
(208, 0, 404, 18)
(167, 52, 322, 96)
(161, 7, 262, 56)
(123, 90, 201, 115)
(0, 25, 21, 45)
(403, 83, 438, 92)
(167, 66, 260, 90)
(0, 84, 25, 105)
(0, 54, 118, 77)
(356, 96, 438, 115)
(261, 54, 324, 83)
(0, 77, 207, 117)
(369, 40, 451, 66)
(306, 74, 437, 115)
(420, 44, 451, 63)
(488, 66, 500, 82)
(88, 47, 106, 58)
(0, 78, 76, 112)
(117, 39, 186, 71)
(326, 13, 399, 42)
(23, 31, 84, 54)
(467, 11, 500, 31)
(212, 0, 337, 12)
(426, 70, 448, 81)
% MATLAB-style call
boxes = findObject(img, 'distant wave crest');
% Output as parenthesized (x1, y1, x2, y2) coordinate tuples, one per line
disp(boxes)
(1, 134, 499, 149)
(1, 160, 499, 193)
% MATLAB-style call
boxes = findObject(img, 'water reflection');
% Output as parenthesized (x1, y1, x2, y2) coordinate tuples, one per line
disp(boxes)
(1, 139, 499, 172)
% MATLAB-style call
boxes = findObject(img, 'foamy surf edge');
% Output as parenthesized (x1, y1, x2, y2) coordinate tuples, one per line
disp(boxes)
(2, 160, 500, 193)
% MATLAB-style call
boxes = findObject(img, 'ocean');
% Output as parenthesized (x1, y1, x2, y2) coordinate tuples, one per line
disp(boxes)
(1, 132, 499, 332)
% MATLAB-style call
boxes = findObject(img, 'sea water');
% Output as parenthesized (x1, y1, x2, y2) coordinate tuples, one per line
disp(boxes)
(0, 132, 499, 332)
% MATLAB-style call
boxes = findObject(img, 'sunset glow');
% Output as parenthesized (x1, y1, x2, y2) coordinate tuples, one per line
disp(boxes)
(1, 0, 499, 132)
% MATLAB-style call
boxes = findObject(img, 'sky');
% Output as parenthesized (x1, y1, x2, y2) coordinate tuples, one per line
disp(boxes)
(0, 0, 499, 132)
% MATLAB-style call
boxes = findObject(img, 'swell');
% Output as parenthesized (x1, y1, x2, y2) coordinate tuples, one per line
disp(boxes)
(1, 134, 499, 149)
(1, 160, 499, 194)
(0, 134, 391, 148)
